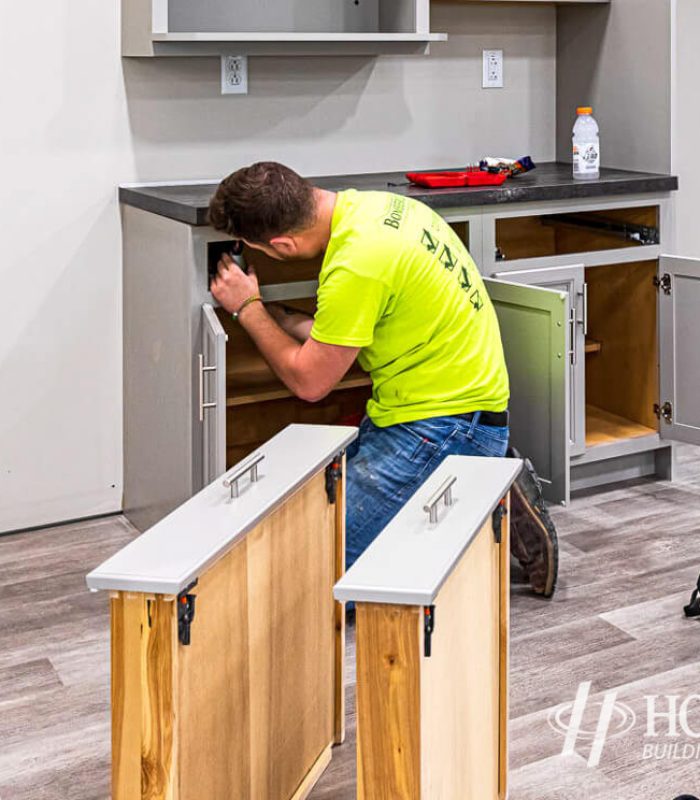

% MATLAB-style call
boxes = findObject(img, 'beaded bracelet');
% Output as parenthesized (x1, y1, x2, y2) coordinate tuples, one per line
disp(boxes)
(232, 294, 263, 320)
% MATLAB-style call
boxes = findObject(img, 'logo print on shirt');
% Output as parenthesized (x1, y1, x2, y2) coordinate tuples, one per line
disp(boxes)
(421, 229, 439, 254)
(470, 289, 483, 311)
(459, 265, 472, 291)
(439, 244, 458, 272)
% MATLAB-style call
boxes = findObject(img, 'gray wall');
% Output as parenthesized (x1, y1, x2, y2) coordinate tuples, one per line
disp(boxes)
(672, 0, 700, 256)
(556, 0, 672, 174)
(0, 1, 556, 531)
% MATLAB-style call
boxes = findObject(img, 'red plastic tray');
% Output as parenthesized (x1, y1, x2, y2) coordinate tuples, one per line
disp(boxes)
(406, 170, 507, 188)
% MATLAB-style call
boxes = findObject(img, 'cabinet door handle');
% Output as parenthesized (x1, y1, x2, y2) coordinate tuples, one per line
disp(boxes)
(577, 282, 588, 336)
(222, 453, 265, 498)
(569, 309, 577, 367)
(198, 353, 218, 423)
(423, 475, 457, 524)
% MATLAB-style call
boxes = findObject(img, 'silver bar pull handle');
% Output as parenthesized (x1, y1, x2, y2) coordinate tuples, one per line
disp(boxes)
(423, 475, 457, 524)
(198, 353, 218, 423)
(569, 308, 577, 367)
(577, 282, 588, 336)
(222, 453, 265, 498)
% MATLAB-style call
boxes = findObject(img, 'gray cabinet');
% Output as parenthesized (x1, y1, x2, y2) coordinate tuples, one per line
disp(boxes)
(122, 192, 690, 531)
(480, 199, 700, 502)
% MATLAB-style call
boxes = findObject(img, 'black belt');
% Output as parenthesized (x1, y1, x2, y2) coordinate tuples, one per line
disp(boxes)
(458, 410, 509, 428)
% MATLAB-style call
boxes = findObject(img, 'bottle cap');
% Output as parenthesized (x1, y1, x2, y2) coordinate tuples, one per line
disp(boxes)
(577, 106, 593, 115)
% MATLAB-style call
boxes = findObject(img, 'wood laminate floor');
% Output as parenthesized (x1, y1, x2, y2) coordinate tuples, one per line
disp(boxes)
(2, 447, 700, 799)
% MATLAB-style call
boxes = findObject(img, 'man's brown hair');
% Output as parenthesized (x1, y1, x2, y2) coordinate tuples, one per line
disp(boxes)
(208, 162, 316, 243)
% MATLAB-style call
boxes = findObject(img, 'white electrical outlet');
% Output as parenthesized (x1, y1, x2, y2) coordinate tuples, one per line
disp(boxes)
(482, 50, 504, 89)
(221, 55, 248, 95)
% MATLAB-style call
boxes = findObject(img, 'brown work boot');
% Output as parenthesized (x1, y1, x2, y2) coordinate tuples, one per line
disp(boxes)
(507, 447, 559, 598)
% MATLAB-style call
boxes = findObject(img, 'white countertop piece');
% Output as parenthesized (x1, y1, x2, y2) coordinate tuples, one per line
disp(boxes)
(86, 424, 357, 595)
(334, 455, 522, 606)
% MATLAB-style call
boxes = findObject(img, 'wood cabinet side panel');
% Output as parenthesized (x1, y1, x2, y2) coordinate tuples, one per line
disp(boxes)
(355, 604, 422, 800)
(111, 593, 179, 800)
(177, 539, 252, 799)
(112, 594, 145, 800)
(420, 519, 501, 800)
(247, 470, 336, 800)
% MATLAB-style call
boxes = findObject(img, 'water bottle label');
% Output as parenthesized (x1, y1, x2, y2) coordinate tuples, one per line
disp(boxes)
(573, 143, 600, 175)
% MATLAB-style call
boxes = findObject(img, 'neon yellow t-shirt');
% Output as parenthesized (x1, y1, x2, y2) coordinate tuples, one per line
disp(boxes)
(310, 190, 509, 427)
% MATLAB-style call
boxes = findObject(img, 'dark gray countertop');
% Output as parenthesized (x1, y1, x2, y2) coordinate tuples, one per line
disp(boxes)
(119, 162, 678, 226)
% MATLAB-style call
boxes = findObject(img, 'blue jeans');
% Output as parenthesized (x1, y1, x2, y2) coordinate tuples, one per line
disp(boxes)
(345, 413, 509, 571)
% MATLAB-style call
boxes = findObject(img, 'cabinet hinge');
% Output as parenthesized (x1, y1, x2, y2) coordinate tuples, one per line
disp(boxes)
(654, 273, 671, 295)
(423, 605, 436, 658)
(492, 497, 507, 544)
(177, 580, 198, 646)
(654, 402, 673, 424)
(325, 457, 343, 504)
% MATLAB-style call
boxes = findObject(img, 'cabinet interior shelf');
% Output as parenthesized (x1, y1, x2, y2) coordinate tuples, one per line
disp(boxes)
(585, 338, 602, 354)
(227, 372, 372, 407)
(585, 405, 656, 448)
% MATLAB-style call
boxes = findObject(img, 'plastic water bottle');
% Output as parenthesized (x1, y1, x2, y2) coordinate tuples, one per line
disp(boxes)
(572, 107, 600, 181)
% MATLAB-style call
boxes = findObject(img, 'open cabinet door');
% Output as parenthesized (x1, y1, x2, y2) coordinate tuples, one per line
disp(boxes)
(201, 303, 228, 485)
(485, 278, 571, 504)
(659, 256, 700, 446)
(492, 264, 586, 457)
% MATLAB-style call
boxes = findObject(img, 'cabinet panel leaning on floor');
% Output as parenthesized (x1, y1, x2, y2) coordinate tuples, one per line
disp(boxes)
(208, 161, 558, 597)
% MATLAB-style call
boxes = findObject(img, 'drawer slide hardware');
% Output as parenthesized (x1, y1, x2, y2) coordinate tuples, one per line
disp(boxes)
(654, 402, 673, 424)
(423, 605, 436, 658)
(540, 214, 660, 246)
(423, 475, 457, 524)
(492, 497, 508, 544)
(325, 457, 343, 504)
(223, 453, 265, 498)
(654, 273, 672, 295)
(177, 580, 198, 646)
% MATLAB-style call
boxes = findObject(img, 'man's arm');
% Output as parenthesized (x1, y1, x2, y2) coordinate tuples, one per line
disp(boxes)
(211, 255, 359, 402)
(266, 303, 314, 344)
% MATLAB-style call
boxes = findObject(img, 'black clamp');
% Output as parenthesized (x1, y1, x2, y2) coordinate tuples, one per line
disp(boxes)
(423, 605, 436, 658)
(177, 580, 198, 646)
(684, 575, 700, 618)
(325, 457, 343, 504)
(492, 497, 507, 544)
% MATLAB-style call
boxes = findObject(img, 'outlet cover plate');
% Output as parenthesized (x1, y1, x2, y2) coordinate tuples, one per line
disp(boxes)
(482, 49, 504, 89)
(221, 55, 248, 95)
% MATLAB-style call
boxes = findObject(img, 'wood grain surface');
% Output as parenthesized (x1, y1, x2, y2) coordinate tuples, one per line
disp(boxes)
(355, 604, 422, 800)
(420, 518, 502, 800)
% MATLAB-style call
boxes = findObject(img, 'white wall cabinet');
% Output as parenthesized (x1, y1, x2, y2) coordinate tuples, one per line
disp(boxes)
(123, 0, 446, 56)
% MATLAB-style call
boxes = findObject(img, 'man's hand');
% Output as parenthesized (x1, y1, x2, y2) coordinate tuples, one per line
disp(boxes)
(210, 252, 260, 315)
